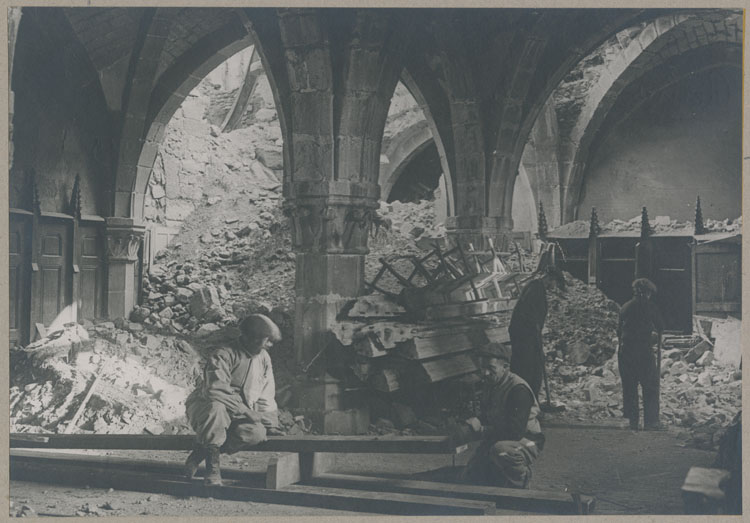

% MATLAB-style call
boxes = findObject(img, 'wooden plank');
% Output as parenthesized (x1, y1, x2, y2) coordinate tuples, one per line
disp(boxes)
(419, 353, 477, 383)
(266, 452, 301, 489)
(308, 473, 594, 514)
(347, 294, 405, 318)
(681, 467, 730, 500)
(397, 331, 486, 360)
(371, 369, 401, 393)
(424, 298, 517, 320)
(281, 484, 496, 515)
(354, 335, 388, 357)
(10, 454, 495, 515)
(10, 433, 465, 454)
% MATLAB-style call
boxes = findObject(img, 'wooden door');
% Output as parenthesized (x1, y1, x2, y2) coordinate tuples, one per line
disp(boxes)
(654, 237, 693, 333)
(78, 223, 105, 320)
(34, 220, 73, 330)
(9, 214, 31, 345)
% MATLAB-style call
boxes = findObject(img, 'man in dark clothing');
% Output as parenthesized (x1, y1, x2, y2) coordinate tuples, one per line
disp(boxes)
(461, 342, 545, 488)
(617, 278, 664, 430)
(509, 267, 561, 399)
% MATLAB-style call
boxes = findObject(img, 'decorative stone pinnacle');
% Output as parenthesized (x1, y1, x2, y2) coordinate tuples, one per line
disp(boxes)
(537, 202, 548, 240)
(694, 196, 706, 235)
(640, 206, 652, 238)
(589, 207, 600, 238)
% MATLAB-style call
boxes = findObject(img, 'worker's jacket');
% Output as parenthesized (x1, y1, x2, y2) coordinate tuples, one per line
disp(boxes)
(480, 372, 542, 445)
(197, 344, 277, 417)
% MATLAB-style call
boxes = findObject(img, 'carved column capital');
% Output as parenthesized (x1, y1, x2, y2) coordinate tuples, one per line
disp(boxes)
(105, 217, 146, 262)
(283, 196, 379, 255)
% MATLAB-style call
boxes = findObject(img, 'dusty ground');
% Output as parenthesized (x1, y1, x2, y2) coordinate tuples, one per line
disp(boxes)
(10, 425, 715, 517)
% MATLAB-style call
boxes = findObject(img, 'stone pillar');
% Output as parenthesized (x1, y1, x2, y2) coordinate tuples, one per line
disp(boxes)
(105, 217, 146, 320)
(285, 181, 380, 366)
(445, 215, 514, 252)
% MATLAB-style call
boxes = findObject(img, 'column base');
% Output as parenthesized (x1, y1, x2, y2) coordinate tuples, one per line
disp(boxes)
(293, 376, 370, 435)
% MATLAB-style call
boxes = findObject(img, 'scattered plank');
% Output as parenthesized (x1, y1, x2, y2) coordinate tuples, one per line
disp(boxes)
(10, 453, 496, 515)
(424, 298, 517, 320)
(396, 331, 486, 360)
(371, 369, 401, 393)
(308, 473, 595, 514)
(11, 433, 466, 454)
(419, 353, 477, 383)
(346, 294, 406, 318)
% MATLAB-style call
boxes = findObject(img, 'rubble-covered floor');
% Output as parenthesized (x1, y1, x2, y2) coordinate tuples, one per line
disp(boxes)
(9, 425, 716, 517)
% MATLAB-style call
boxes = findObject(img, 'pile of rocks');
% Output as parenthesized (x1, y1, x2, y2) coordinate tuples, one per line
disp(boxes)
(10, 323, 198, 435)
(10, 321, 306, 437)
(544, 271, 620, 366)
(543, 316, 741, 450)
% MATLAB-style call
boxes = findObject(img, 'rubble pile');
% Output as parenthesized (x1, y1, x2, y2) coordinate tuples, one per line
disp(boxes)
(544, 317, 741, 450)
(550, 215, 742, 237)
(544, 271, 620, 366)
(10, 324, 198, 435)
(10, 322, 308, 437)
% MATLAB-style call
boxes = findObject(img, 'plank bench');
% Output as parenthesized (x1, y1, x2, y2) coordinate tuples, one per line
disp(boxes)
(10, 433, 593, 514)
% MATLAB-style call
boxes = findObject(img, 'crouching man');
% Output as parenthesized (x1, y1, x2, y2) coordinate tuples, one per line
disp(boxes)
(184, 314, 282, 486)
(461, 342, 545, 488)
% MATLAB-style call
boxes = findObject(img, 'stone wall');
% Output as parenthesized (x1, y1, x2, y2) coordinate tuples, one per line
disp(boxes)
(10, 10, 111, 215)
(579, 66, 742, 223)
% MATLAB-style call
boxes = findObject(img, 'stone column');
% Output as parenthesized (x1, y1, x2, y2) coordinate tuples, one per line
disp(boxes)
(105, 217, 146, 320)
(446, 215, 514, 252)
(285, 180, 380, 366)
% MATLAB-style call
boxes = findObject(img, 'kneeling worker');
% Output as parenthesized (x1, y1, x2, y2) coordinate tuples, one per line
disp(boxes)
(184, 314, 282, 486)
(461, 342, 545, 488)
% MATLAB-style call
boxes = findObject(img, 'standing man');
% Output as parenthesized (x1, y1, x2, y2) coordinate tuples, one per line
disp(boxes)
(509, 266, 562, 399)
(460, 343, 545, 488)
(617, 278, 664, 431)
(184, 314, 282, 486)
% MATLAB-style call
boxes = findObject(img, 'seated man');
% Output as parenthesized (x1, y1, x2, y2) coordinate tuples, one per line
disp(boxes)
(461, 342, 545, 488)
(184, 314, 282, 486)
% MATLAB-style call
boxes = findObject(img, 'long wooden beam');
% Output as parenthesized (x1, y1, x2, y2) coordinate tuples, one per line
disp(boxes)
(308, 472, 595, 514)
(10, 433, 466, 454)
(10, 452, 496, 515)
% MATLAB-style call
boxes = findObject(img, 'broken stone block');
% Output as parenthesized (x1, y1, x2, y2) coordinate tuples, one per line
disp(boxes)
(159, 307, 174, 319)
(190, 285, 225, 322)
(567, 342, 593, 365)
(176, 287, 194, 304)
(696, 351, 715, 367)
(697, 371, 713, 387)
(196, 323, 220, 336)
(685, 340, 711, 363)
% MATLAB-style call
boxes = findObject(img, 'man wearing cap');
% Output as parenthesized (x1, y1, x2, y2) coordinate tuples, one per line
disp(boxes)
(183, 314, 282, 486)
(618, 278, 664, 430)
(461, 342, 545, 489)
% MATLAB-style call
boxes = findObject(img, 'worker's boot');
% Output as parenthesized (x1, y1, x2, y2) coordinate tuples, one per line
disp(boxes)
(204, 445, 223, 486)
(184, 445, 207, 479)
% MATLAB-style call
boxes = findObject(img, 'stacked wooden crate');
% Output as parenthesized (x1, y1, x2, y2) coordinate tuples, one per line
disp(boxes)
(330, 242, 529, 393)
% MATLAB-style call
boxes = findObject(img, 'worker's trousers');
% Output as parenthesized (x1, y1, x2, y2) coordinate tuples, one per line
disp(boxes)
(462, 439, 540, 489)
(618, 346, 659, 429)
(185, 393, 267, 454)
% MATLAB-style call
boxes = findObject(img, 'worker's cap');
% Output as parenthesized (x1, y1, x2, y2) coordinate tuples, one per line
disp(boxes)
(239, 314, 282, 342)
(476, 342, 512, 363)
(632, 278, 657, 294)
